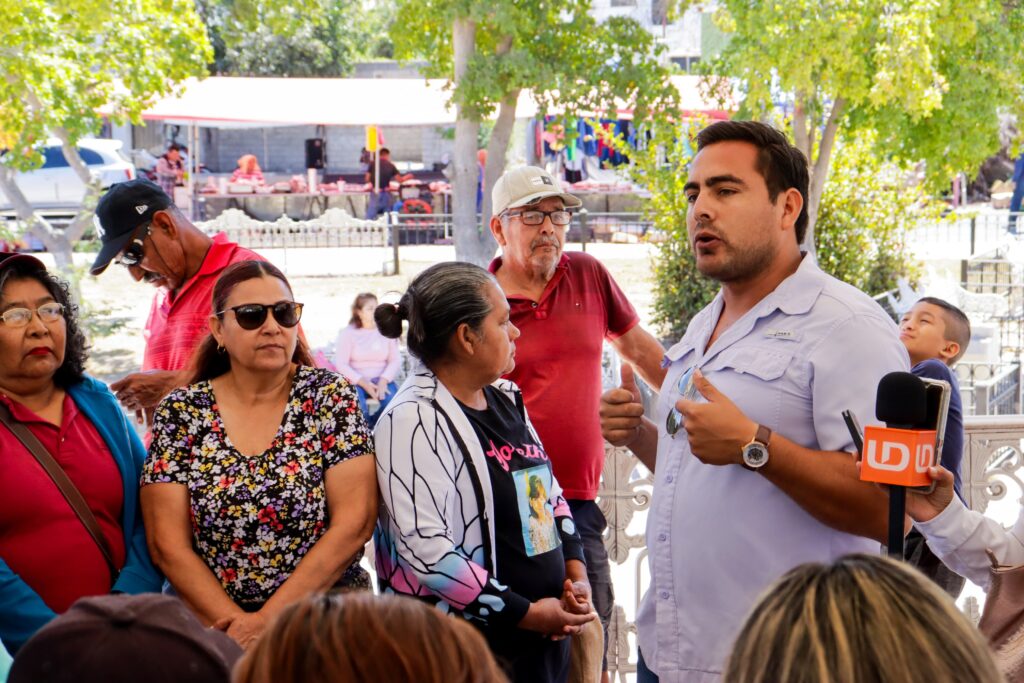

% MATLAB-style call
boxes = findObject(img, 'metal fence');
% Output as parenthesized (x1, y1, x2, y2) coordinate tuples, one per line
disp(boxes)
(912, 212, 1024, 255)
(385, 211, 655, 247)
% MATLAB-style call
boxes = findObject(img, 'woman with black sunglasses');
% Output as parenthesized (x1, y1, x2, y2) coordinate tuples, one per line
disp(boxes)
(140, 260, 376, 649)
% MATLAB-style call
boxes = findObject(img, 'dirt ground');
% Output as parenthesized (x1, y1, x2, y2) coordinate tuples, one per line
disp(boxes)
(64, 242, 661, 385)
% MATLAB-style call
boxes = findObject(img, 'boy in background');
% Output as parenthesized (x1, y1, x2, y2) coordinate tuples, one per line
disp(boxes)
(898, 296, 971, 597)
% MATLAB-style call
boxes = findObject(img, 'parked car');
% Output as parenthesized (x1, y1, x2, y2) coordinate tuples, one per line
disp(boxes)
(0, 138, 136, 211)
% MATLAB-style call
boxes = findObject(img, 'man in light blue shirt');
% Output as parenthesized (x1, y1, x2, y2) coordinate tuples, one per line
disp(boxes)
(600, 121, 910, 682)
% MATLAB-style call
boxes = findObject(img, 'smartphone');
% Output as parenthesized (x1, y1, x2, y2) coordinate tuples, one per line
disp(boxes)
(842, 409, 864, 457)
(915, 377, 952, 494)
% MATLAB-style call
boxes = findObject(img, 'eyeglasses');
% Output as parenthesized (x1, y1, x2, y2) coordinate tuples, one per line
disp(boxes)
(115, 223, 151, 268)
(504, 209, 573, 226)
(217, 301, 304, 330)
(0, 302, 65, 328)
(665, 366, 704, 437)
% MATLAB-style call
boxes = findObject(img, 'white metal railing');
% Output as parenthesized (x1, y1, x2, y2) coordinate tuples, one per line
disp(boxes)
(597, 414, 1024, 680)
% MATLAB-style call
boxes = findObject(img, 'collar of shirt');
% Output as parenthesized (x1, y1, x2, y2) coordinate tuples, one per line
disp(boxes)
(165, 232, 237, 308)
(488, 253, 570, 307)
(663, 252, 825, 367)
(0, 390, 77, 432)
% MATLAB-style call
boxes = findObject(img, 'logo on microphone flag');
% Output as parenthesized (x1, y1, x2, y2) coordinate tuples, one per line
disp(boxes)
(859, 426, 937, 487)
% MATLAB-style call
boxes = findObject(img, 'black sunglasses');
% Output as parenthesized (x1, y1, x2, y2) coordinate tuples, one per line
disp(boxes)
(217, 301, 304, 330)
(116, 223, 151, 268)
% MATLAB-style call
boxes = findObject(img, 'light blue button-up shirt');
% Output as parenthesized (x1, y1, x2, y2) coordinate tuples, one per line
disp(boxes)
(636, 255, 910, 682)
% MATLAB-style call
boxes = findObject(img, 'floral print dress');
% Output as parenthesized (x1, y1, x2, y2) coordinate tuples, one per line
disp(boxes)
(141, 366, 373, 610)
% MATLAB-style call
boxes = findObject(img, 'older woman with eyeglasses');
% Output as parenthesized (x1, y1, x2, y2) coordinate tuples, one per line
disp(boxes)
(140, 260, 376, 650)
(0, 253, 162, 654)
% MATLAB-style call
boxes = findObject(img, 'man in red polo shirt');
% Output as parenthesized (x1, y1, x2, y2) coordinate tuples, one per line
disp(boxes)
(488, 166, 666, 680)
(91, 180, 265, 422)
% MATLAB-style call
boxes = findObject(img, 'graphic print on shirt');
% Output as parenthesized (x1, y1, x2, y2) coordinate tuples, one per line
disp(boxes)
(513, 465, 561, 557)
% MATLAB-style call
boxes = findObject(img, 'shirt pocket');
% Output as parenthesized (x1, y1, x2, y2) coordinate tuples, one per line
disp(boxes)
(703, 346, 794, 429)
(707, 346, 791, 382)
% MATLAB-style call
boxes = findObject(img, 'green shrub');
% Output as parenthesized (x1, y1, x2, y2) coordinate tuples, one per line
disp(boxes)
(814, 133, 928, 297)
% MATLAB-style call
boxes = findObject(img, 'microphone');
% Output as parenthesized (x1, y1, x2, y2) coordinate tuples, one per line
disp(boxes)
(859, 372, 937, 557)
(876, 372, 927, 429)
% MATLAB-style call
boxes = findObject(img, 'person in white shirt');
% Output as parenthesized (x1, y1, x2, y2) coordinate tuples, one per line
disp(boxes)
(908, 465, 1024, 590)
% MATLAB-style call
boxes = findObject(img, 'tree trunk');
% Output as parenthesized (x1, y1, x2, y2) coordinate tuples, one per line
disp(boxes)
(478, 90, 520, 244)
(53, 127, 103, 244)
(802, 96, 845, 253)
(0, 164, 78, 294)
(451, 17, 488, 266)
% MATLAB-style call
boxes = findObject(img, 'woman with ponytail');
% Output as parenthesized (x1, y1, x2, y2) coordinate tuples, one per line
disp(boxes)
(139, 260, 377, 650)
(373, 261, 596, 683)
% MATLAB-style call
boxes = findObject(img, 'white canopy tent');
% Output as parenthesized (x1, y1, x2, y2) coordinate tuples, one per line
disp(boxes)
(137, 77, 539, 127)
(135, 75, 731, 127)
(130, 75, 732, 217)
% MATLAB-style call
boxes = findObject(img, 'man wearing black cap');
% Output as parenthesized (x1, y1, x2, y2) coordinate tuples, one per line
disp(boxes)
(92, 179, 264, 421)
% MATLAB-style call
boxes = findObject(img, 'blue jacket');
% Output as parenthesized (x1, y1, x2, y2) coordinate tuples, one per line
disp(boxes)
(0, 376, 162, 653)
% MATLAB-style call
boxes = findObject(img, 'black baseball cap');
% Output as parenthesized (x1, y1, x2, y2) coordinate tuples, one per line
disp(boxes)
(91, 179, 172, 276)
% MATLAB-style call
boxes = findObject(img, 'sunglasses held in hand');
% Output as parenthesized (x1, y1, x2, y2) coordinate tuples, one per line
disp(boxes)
(217, 301, 304, 330)
(665, 366, 705, 437)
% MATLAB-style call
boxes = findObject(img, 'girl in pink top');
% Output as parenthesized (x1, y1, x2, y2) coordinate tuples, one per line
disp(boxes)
(334, 293, 400, 426)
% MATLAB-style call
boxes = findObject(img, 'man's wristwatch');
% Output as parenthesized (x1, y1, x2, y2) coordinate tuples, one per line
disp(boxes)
(741, 425, 772, 470)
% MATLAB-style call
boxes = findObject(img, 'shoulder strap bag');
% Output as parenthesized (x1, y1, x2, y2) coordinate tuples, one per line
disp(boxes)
(0, 401, 119, 584)
(978, 550, 1024, 682)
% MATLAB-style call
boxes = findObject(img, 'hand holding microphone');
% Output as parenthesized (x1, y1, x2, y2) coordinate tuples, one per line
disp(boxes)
(905, 467, 956, 524)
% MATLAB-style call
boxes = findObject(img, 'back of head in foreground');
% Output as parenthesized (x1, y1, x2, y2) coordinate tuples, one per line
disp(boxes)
(233, 592, 508, 683)
(9, 594, 241, 683)
(722, 553, 1001, 683)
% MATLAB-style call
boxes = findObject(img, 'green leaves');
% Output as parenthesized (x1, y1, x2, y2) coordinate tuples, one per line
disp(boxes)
(1, 0, 211, 172)
(199, 0, 395, 76)
(705, 0, 1024, 190)
(814, 132, 927, 296)
(392, 0, 678, 126)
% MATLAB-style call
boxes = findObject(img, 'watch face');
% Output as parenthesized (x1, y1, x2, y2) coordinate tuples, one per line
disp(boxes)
(743, 443, 768, 468)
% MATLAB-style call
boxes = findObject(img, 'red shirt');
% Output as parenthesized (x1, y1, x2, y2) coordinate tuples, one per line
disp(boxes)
(490, 251, 639, 499)
(143, 233, 264, 372)
(0, 393, 126, 612)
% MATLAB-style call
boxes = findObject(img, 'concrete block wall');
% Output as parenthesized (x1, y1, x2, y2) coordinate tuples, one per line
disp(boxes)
(202, 124, 455, 174)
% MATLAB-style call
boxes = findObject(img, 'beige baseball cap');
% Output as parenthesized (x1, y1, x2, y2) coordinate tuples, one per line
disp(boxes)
(491, 166, 582, 217)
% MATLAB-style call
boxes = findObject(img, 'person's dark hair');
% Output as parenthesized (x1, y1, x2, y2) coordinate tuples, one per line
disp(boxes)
(0, 262, 87, 388)
(696, 121, 810, 244)
(167, 143, 181, 152)
(380, 147, 391, 156)
(723, 554, 1001, 683)
(916, 296, 972, 365)
(376, 262, 494, 366)
(189, 260, 313, 383)
(233, 592, 507, 683)
(349, 293, 378, 328)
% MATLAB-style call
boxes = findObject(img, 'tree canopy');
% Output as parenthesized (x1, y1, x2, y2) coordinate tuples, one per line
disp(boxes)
(392, 0, 679, 265)
(694, 0, 1024, 245)
(0, 0, 211, 270)
(198, 0, 395, 77)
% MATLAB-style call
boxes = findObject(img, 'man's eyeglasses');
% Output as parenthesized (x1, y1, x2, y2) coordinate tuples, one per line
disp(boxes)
(116, 223, 151, 268)
(504, 209, 573, 226)
(217, 301, 304, 331)
(0, 302, 65, 328)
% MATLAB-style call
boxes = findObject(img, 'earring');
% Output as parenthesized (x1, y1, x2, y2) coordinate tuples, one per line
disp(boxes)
(217, 343, 225, 353)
